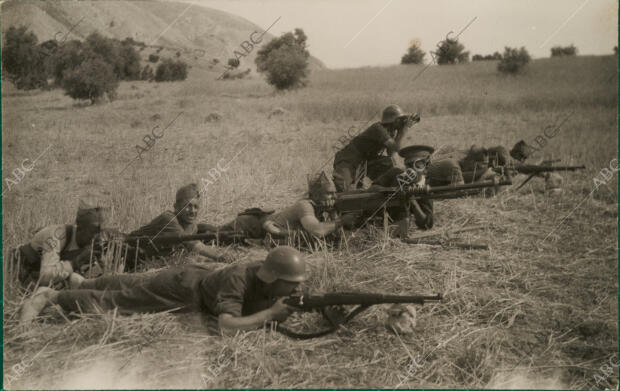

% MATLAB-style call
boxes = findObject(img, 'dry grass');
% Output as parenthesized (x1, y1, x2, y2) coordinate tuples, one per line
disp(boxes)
(2, 55, 617, 389)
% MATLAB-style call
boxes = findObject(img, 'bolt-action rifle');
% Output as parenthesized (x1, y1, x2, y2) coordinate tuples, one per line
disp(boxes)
(492, 160, 585, 190)
(251, 292, 442, 339)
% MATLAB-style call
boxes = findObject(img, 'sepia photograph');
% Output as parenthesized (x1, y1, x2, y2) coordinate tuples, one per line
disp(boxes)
(1, 0, 618, 389)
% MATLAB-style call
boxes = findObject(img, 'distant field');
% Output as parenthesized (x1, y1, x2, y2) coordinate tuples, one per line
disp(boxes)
(2, 55, 617, 389)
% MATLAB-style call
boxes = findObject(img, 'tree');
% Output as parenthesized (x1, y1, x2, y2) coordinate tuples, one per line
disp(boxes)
(2, 26, 47, 89)
(497, 46, 531, 75)
(61, 57, 118, 103)
(255, 28, 309, 90)
(154, 58, 188, 81)
(83, 32, 141, 80)
(550, 45, 577, 57)
(401, 43, 425, 64)
(433, 38, 469, 65)
(47, 40, 85, 84)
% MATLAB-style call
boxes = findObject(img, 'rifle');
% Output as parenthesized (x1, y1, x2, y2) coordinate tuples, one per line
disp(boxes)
(271, 292, 442, 339)
(332, 178, 513, 216)
(123, 231, 248, 250)
(493, 161, 586, 190)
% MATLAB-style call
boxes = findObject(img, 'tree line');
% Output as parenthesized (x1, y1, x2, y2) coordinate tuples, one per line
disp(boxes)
(2, 26, 188, 103)
(401, 39, 613, 75)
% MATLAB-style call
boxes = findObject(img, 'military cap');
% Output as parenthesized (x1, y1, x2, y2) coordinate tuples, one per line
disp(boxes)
(399, 145, 435, 165)
(175, 183, 200, 206)
(308, 171, 337, 199)
(75, 194, 109, 227)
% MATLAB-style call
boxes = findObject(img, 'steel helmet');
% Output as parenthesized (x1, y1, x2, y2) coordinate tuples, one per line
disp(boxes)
(381, 104, 408, 124)
(257, 246, 306, 283)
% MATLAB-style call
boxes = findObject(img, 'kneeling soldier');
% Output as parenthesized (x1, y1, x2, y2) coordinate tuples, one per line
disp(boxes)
(21, 246, 304, 331)
(333, 104, 419, 191)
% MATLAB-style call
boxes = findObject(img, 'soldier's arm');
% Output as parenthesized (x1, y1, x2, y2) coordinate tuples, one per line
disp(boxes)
(300, 215, 340, 237)
(187, 241, 227, 262)
(218, 298, 294, 331)
(34, 226, 72, 285)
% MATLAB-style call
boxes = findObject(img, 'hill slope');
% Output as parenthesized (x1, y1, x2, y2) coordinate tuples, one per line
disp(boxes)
(0, 0, 325, 71)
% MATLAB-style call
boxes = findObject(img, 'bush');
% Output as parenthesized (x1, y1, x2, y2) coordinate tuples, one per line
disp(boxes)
(401, 43, 425, 64)
(255, 28, 309, 90)
(227, 58, 240, 69)
(149, 54, 160, 63)
(433, 38, 469, 65)
(61, 57, 119, 103)
(154, 58, 187, 82)
(473, 52, 502, 61)
(550, 45, 577, 57)
(497, 46, 531, 75)
(2, 26, 47, 89)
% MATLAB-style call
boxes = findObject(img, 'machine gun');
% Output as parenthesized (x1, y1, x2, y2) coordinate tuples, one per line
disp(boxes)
(253, 292, 442, 339)
(332, 178, 513, 216)
(493, 160, 586, 190)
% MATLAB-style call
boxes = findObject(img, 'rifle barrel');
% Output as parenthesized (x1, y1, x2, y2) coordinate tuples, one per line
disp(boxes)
(125, 231, 243, 245)
(285, 292, 442, 310)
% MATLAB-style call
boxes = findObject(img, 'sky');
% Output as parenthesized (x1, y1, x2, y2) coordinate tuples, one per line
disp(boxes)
(183, 0, 617, 69)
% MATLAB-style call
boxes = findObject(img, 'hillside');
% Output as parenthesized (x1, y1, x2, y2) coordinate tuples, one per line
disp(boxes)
(0, 0, 325, 73)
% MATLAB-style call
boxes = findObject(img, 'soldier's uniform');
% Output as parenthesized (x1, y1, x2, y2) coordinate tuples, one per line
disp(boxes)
(371, 145, 434, 231)
(40, 247, 307, 323)
(333, 105, 414, 192)
(9, 199, 107, 287)
(426, 145, 489, 186)
(54, 262, 271, 317)
(129, 210, 198, 258)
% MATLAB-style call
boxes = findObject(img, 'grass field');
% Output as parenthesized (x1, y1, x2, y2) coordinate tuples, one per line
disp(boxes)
(2, 55, 618, 389)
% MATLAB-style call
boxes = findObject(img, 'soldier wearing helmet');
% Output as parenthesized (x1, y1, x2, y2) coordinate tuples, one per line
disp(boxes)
(333, 104, 420, 192)
(21, 246, 305, 331)
(371, 145, 435, 238)
(216, 172, 357, 240)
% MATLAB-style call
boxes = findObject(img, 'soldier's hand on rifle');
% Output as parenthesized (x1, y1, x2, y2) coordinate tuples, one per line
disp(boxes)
(270, 297, 296, 322)
(339, 213, 358, 228)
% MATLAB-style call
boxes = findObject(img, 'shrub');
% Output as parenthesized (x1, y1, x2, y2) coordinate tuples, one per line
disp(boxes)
(433, 38, 469, 65)
(550, 45, 577, 57)
(401, 43, 425, 64)
(2, 26, 47, 89)
(61, 57, 119, 103)
(154, 58, 188, 82)
(227, 58, 240, 69)
(148, 54, 159, 63)
(255, 28, 309, 90)
(497, 46, 531, 75)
